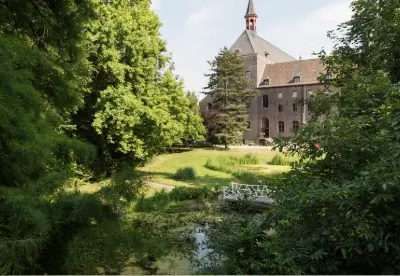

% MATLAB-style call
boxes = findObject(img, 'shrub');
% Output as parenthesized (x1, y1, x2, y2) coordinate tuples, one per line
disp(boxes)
(173, 167, 197, 180)
(169, 186, 213, 201)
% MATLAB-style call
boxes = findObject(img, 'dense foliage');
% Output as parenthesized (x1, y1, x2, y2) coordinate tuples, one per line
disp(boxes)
(73, 0, 204, 174)
(204, 47, 257, 148)
(173, 167, 197, 181)
(0, 0, 204, 274)
(204, 0, 400, 274)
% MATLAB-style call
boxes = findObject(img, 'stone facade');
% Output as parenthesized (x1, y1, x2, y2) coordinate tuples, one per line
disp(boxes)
(200, 0, 326, 145)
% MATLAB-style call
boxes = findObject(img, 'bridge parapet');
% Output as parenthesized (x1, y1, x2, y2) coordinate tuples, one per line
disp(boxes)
(222, 182, 274, 204)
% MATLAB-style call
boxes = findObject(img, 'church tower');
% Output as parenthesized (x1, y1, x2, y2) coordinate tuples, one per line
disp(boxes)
(245, 0, 257, 31)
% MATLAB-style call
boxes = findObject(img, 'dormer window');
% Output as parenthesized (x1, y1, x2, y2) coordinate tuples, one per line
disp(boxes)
(263, 79, 270, 86)
(294, 76, 301, 83)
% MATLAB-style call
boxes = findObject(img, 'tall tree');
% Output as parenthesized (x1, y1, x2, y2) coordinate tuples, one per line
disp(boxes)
(73, 0, 202, 174)
(0, 0, 98, 274)
(204, 47, 257, 148)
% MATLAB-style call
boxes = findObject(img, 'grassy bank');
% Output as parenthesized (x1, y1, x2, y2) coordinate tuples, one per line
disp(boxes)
(138, 149, 293, 187)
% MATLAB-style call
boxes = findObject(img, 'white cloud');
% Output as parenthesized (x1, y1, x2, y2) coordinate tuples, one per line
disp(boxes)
(151, 0, 163, 11)
(261, 0, 353, 59)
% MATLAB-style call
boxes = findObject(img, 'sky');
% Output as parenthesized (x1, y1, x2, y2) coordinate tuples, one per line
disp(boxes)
(151, 0, 353, 99)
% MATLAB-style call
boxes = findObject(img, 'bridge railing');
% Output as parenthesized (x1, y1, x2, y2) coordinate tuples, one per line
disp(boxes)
(222, 182, 271, 200)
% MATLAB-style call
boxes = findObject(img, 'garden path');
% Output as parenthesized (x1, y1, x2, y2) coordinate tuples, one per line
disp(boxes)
(146, 181, 175, 191)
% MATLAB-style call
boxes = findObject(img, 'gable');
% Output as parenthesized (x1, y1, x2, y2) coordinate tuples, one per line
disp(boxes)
(230, 30, 296, 63)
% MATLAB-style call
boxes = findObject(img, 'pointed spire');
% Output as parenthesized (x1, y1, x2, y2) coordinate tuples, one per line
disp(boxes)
(245, 0, 257, 16)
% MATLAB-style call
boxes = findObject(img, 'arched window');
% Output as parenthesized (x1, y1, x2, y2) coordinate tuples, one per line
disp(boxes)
(262, 95, 268, 108)
(262, 118, 270, 138)
(278, 121, 285, 133)
(293, 121, 299, 132)
(247, 121, 251, 129)
(246, 71, 251, 80)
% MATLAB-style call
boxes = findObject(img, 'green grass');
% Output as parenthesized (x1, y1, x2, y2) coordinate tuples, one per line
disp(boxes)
(138, 149, 293, 188)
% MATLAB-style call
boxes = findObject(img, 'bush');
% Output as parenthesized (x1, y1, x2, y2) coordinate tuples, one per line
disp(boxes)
(173, 167, 197, 180)
(169, 186, 213, 201)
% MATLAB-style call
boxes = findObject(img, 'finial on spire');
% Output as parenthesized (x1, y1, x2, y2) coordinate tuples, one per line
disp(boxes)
(245, 0, 258, 31)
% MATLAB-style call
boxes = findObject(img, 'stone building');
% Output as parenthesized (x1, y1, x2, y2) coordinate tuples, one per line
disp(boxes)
(200, 0, 327, 145)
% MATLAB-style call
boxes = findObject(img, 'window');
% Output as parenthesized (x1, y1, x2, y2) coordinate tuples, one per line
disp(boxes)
(294, 76, 301, 83)
(262, 118, 270, 138)
(326, 73, 333, 80)
(278, 92, 283, 99)
(208, 103, 212, 110)
(247, 121, 251, 129)
(278, 105, 283, 112)
(308, 90, 313, 97)
(278, 121, 285, 133)
(293, 121, 300, 132)
(263, 79, 270, 86)
(292, 91, 298, 98)
(246, 71, 251, 80)
(293, 103, 298, 112)
(262, 95, 269, 108)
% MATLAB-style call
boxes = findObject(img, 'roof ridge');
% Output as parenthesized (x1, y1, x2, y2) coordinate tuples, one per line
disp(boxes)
(244, 30, 257, 54)
(268, 58, 321, 65)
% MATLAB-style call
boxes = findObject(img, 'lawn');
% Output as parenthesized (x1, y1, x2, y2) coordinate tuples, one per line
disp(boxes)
(138, 148, 292, 188)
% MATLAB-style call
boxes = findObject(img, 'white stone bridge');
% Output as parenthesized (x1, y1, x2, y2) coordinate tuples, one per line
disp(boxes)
(221, 182, 275, 205)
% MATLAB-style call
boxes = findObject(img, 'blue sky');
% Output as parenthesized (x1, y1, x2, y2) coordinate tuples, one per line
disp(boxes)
(151, 0, 353, 98)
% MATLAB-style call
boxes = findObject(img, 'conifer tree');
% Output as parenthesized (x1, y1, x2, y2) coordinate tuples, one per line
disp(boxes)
(204, 47, 257, 148)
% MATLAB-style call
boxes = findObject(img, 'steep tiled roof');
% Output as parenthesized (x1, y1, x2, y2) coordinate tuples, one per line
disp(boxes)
(230, 30, 296, 63)
(260, 58, 325, 88)
(246, 0, 256, 16)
